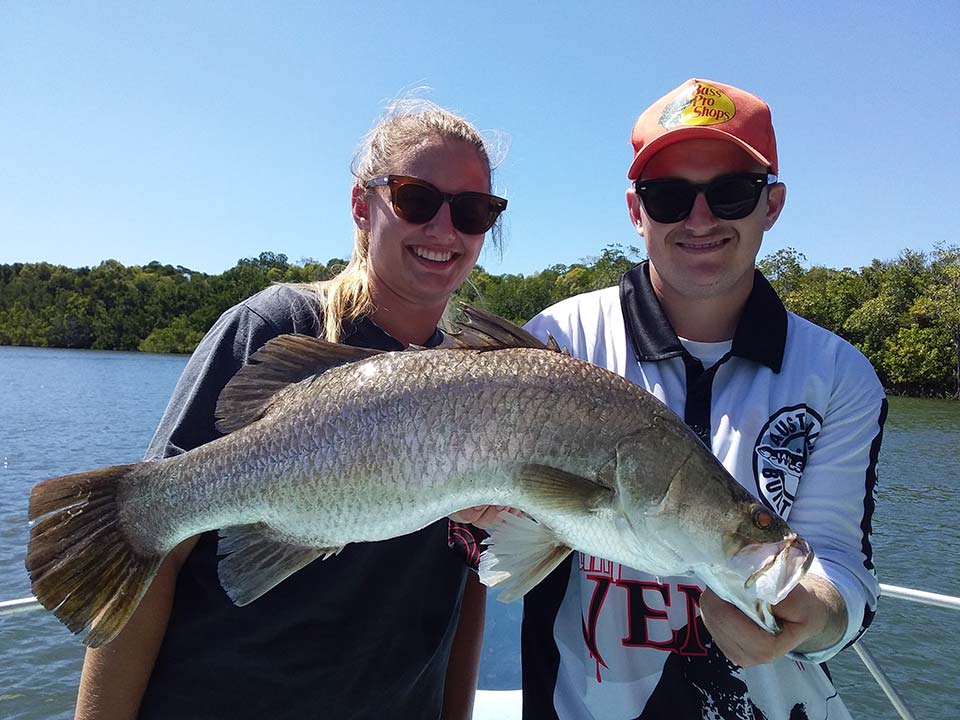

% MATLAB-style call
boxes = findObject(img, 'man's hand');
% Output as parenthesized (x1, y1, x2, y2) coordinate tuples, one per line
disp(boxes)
(449, 505, 523, 529)
(699, 575, 848, 667)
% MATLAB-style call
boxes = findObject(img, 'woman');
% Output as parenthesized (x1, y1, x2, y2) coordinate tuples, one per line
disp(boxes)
(74, 100, 507, 720)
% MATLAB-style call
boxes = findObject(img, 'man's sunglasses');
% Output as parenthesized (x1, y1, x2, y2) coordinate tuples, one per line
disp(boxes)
(634, 173, 777, 224)
(365, 175, 508, 235)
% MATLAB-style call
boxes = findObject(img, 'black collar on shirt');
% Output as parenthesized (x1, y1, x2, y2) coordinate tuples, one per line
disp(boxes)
(341, 316, 444, 351)
(619, 261, 787, 373)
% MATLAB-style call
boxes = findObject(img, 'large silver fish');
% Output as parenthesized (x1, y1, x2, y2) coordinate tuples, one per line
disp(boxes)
(26, 307, 812, 647)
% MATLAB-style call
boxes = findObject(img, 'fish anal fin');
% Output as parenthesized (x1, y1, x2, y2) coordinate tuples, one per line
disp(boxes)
(518, 464, 614, 514)
(478, 512, 572, 602)
(215, 335, 383, 434)
(217, 523, 338, 606)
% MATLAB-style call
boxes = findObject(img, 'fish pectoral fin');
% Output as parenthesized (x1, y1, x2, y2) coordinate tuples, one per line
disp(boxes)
(518, 464, 614, 513)
(478, 512, 572, 602)
(217, 523, 336, 606)
(215, 335, 384, 434)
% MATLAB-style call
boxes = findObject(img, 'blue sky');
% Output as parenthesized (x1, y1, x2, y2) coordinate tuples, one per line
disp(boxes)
(2, 2, 957, 277)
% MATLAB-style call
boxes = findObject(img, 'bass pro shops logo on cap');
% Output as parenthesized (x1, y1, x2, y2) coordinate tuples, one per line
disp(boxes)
(659, 81, 736, 128)
(627, 78, 777, 180)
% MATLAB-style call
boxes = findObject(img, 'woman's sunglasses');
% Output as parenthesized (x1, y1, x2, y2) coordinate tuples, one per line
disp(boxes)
(634, 173, 777, 224)
(365, 175, 508, 235)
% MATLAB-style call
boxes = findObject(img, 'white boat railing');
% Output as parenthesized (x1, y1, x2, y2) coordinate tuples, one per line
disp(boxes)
(3, 582, 957, 720)
(876, 583, 960, 610)
(0, 596, 43, 615)
(847, 583, 959, 720)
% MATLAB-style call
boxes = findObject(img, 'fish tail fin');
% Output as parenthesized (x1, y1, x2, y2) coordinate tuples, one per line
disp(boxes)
(26, 463, 162, 647)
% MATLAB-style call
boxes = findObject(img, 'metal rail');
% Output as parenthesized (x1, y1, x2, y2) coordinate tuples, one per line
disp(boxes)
(3, 582, 957, 720)
(4, 582, 954, 616)
(842, 582, 960, 720)
(0, 596, 43, 616)
(878, 583, 960, 610)
(852, 640, 916, 720)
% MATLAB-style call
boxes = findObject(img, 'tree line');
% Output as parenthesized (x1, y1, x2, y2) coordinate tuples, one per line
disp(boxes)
(0, 252, 345, 355)
(1, 244, 958, 397)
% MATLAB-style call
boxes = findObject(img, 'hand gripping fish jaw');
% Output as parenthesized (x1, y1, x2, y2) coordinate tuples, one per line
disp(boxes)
(718, 534, 815, 633)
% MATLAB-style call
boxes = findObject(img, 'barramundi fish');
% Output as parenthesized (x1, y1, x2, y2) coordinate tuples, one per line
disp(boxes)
(26, 307, 812, 648)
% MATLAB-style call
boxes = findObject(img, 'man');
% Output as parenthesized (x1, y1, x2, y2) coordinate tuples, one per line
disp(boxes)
(521, 79, 887, 719)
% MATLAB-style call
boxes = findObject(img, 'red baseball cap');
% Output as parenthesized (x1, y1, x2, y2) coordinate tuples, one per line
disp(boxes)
(627, 79, 778, 180)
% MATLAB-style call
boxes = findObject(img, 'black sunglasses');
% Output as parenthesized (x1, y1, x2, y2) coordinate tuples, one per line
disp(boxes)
(365, 175, 507, 235)
(634, 173, 777, 224)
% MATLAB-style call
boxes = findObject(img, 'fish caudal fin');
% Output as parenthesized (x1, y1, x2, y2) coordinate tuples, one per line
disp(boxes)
(26, 464, 162, 647)
(479, 512, 572, 602)
(217, 523, 332, 606)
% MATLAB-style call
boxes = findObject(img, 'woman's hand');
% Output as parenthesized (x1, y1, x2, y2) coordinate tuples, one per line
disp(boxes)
(449, 505, 524, 529)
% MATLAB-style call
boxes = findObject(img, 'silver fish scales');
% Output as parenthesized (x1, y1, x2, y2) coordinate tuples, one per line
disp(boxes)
(27, 307, 812, 647)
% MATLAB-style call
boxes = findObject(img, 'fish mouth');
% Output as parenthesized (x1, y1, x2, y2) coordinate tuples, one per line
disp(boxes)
(708, 535, 813, 634)
(732, 533, 813, 600)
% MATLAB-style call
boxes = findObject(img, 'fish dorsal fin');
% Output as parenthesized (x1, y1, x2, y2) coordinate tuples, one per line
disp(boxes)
(215, 334, 383, 434)
(441, 304, 562, 352)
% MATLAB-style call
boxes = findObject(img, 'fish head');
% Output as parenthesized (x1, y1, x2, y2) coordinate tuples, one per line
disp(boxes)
(711, 505, 814, 631)
(678, 460, 814, 633)
(611, 419, 813, 633)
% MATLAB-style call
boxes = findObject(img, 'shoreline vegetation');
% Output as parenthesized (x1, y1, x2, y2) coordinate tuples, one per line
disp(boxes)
(1, 244, 958, 398)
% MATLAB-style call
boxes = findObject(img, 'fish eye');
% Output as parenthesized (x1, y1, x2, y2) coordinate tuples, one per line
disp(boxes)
(752, 505, 773, 530)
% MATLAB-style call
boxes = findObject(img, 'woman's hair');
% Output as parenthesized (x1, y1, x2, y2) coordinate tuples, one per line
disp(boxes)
(299, 98, 503, 343)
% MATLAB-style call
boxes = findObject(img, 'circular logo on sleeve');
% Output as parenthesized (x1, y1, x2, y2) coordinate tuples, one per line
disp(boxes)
(752, 404, 823, 518)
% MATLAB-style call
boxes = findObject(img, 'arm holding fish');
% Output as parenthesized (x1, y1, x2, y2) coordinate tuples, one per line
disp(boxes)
(449, 505, 524, 527)
(442, 572, 486, 719)
(704, 349, 886, 666)
(525, 301, 854, 648)
(75, 537, 199, 720)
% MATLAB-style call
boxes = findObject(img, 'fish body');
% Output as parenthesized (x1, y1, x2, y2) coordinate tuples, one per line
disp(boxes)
(27, 308, 812, 647)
